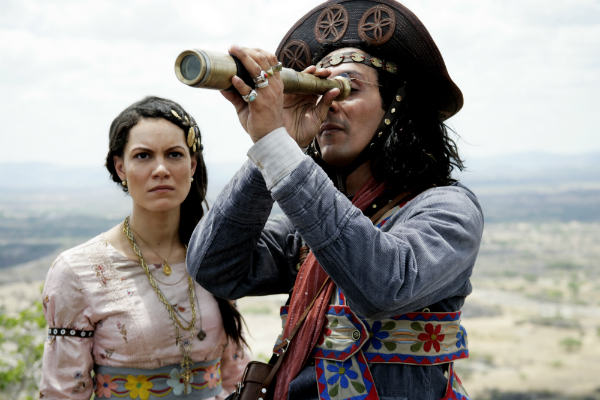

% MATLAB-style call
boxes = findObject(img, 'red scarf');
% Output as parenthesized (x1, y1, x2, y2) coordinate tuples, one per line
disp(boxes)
(273, 177, 386, 399)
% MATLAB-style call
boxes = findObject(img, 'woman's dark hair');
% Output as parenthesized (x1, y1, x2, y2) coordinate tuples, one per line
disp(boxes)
(313, 45, 465, 195)
(105, 96, 245, 347)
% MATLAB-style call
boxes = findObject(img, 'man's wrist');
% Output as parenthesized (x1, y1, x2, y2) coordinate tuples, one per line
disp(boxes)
(247, 127, 307, 189)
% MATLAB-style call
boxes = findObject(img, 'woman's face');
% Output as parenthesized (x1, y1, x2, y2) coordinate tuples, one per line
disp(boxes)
(113, 118, 196, 213)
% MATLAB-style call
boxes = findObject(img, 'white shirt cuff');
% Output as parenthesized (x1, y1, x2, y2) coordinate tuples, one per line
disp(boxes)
(247, 127, 308, 190)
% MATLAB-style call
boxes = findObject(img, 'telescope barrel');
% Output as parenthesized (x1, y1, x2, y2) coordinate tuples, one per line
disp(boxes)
(174, 49, 351, 100)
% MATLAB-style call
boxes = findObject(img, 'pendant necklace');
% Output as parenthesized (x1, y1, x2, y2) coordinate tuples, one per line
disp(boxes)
(129, 225, 175, 276)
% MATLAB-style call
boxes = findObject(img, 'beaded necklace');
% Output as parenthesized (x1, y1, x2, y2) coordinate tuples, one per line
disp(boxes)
(122, 216, 206, 393)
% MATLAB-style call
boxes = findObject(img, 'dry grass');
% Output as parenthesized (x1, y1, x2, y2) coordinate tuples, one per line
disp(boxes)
(2, 222, 599, 399)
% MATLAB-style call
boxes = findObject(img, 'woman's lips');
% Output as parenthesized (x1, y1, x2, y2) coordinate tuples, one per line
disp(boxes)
(149, 185, 174, 192)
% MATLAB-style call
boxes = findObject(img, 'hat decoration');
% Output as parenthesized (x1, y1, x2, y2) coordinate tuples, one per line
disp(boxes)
(276, 0, 463, 120)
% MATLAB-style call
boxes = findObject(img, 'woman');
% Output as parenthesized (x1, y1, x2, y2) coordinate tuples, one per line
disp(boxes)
(39, 96, 248, 399)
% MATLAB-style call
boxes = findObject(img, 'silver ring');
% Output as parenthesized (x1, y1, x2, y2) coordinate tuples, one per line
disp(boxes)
(266, 62, 283, 76)
(253, 71, 268, 84)
(256, 79, 269, 89)
(242, 89, 258, 103)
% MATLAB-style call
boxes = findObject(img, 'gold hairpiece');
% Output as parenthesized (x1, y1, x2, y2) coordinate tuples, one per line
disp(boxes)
(171, 109, 202, 153)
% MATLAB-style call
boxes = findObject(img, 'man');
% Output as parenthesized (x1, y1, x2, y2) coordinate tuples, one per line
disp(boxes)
(187, 1, 483, 398)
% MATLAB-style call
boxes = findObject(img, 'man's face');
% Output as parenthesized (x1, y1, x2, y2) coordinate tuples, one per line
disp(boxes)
(317, 48, 385, 167)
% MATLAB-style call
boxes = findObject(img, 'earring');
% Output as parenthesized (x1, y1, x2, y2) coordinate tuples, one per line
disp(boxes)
(121, 179, 128, 187)
(190, 177, 194, 182)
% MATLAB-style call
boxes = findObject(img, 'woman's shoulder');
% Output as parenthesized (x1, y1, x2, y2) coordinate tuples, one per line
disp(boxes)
(55, 233, 110, 264)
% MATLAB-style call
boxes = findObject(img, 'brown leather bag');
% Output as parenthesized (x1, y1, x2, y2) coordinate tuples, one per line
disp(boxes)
(229, 360, 275, 400)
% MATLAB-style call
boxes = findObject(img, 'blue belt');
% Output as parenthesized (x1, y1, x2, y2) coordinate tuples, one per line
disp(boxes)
(94, 359, 222, 399)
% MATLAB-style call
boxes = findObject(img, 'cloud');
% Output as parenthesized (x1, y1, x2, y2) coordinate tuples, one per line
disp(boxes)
(0, 0, 599, 169)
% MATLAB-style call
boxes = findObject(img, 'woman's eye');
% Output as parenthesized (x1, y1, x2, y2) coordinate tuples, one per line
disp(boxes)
(134, 152, 149, 159)
(169, 151, 184, 158)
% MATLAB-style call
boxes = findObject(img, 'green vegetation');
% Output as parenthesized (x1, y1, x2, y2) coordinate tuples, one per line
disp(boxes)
(0, 298, 46, 400)
(558, 337, 582, 352)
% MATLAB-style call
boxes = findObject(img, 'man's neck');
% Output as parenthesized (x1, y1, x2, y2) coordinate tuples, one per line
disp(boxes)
(345, 162, 373, 197)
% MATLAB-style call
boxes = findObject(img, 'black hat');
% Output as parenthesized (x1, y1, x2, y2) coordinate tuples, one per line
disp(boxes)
(275, 0, 463, 119)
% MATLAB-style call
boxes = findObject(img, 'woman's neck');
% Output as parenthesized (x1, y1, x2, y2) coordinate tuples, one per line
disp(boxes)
(128, 206, 181, 249)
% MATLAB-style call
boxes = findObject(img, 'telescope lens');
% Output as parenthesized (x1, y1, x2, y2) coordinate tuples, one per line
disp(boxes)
(180, 54, 201, 81)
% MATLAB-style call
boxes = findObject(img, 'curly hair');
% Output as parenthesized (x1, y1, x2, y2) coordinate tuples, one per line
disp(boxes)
(371, 68, 464, 194)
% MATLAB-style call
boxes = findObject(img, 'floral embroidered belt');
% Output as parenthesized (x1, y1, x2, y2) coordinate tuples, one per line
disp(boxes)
(274, 299, 470, 400)
(313, 305, 468, 364)
(94, 359, 222, 399)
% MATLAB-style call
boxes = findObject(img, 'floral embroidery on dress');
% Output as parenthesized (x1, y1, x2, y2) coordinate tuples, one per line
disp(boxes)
(117, 322, 128, 343)
(72, 371, 88, 393)
(95, 374, 117, 398)
(124, 374, 153, 399)
(100, 348, 114, 360)
(166, 368, 191, 396)
(204, 365, 220, 388)
(95, 264, 109, 286)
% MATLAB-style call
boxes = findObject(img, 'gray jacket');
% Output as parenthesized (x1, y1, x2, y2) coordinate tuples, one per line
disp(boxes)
(187, 158, 483, 399)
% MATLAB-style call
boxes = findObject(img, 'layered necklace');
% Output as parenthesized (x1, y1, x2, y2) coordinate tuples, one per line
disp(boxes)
(122, 216, 206, 394)
(129, 225, 174, 276)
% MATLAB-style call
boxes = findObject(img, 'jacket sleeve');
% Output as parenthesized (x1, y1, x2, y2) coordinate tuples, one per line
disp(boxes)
(187, 160, 301, 299)
(39, 255, 95, 399)
(271, 158, 484, 319)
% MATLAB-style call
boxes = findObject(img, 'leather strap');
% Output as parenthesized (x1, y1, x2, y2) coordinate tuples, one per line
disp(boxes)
(263, 277, 331, 388)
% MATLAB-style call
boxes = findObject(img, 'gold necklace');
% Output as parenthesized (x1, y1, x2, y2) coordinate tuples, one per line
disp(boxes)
(129, 225, 175, 276)
(122, 216, 206, 393)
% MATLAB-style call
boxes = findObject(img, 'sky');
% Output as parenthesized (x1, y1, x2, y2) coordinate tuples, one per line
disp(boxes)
(1, 0, 599, 168)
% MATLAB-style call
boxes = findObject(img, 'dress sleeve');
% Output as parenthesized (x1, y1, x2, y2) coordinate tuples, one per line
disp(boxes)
(216, 340, 251, 399)
(39, 254, 95, 400)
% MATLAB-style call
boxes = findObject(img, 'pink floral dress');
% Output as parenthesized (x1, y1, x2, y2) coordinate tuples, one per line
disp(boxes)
(39, 234, 248, 399)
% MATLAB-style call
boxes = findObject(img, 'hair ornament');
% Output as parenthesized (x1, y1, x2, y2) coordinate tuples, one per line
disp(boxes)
(171, 108, 202, 152)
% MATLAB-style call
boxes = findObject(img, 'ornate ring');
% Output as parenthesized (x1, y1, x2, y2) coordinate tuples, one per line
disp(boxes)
(253, 71, 268, 84)
(242, 89, 258, 103)
(256, 79, 269, 89)
(266, 62, 283, 76)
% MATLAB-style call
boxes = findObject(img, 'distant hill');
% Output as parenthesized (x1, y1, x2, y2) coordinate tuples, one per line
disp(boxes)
(1, 151, 599, 223)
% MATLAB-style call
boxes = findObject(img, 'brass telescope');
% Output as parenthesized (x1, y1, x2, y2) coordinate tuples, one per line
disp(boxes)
(174, 49, 351, 100)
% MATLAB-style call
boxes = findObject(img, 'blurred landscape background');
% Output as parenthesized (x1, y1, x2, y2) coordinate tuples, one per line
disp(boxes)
(1, 152, 599, 399)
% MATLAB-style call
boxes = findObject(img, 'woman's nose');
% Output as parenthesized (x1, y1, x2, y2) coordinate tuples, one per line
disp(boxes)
(152, 160, 170, 177)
